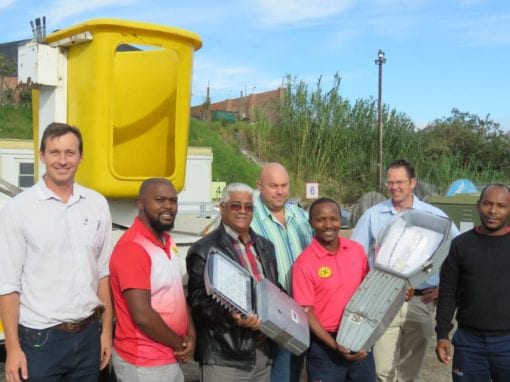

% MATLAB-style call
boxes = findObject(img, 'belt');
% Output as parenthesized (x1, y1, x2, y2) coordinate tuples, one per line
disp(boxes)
(413, 288, 429, 296)
(53, 314, 96, 333)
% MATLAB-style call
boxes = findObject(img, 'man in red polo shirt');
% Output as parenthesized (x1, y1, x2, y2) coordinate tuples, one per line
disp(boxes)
(109, 178, 195, 382)
(292, 197, 375, 382)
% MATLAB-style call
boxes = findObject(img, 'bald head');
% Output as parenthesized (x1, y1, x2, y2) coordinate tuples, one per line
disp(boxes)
(257, 162, 290, 212)
(477, 183, 510, 236)
(478, 183, 510, 202)
(139, 178, 175, 200)
(259, 162, 288, 183)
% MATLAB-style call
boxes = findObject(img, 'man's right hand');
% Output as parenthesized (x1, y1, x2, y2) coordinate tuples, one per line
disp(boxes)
(175, 334, 195, 364)
(232, 312, 261, 331)
(336, 344, 367, 361)
(5, 347, 28, 382)
(435, 339, 452, 364)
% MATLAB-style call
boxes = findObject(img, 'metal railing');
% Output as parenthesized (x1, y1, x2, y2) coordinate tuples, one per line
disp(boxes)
(178, 201, 220, 218)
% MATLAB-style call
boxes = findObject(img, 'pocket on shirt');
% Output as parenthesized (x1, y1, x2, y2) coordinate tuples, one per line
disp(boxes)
(77, 218, 103, 252)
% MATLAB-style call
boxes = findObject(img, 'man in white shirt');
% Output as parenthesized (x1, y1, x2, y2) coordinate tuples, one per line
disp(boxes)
(0, 122, 113, 382)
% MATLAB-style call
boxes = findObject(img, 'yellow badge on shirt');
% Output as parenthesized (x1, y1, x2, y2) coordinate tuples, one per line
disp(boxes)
(172, 244, 179, 256)
(318, 266, 332, 278)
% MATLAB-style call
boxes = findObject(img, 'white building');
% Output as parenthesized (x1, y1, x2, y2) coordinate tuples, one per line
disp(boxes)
(0, 139, 35, 189)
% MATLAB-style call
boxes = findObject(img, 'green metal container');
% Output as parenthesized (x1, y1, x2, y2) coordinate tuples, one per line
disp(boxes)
(211, 110, 237, 124)
(424, 193, 480, 233)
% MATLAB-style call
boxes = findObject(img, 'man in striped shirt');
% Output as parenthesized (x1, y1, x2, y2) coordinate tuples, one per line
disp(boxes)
(251, 162, 313, 382)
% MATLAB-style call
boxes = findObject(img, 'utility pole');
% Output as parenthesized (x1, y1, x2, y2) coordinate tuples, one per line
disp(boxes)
(375, 49, 386, 193)
(206, 81, 211, 121)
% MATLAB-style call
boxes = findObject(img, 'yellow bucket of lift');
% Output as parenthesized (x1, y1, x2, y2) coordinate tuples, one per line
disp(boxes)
(45, 19, 202, 197)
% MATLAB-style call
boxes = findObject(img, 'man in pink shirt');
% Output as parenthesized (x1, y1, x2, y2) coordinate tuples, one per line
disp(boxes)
(292, 197, 375, 382)
(109, 178, 195, 382)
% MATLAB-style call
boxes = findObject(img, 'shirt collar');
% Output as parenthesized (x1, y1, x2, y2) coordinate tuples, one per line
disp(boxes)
(132, 217, 171, 251)
(381, 194, 421, 215)
(310, 237, 341, 258)
(35, 178, 86, 204)
(223, 223, 257, 244)
(255, 194, 295, 223)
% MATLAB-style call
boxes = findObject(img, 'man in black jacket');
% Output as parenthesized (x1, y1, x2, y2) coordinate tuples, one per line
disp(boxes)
(186, 182, 279, 381)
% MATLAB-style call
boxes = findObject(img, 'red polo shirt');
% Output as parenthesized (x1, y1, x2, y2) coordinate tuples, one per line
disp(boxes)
(110, 218, 188, 366)
(292, 237, 369, 332)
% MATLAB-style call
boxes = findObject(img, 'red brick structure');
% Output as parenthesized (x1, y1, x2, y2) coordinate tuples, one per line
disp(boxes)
(1, 76, 17, 91)
(0, 76, 22, 103)
(191, 87, 286, 123)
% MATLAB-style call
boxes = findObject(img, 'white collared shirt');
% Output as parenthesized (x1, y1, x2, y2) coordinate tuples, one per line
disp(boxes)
(0, 179, 112, 329)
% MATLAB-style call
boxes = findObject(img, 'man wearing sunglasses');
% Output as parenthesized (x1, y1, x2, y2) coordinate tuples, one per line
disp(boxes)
(351, 159, 458, 382)
(186, 183, 279, 381)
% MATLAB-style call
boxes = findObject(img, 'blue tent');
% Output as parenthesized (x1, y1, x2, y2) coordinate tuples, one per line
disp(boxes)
(446, 179, 478, 196)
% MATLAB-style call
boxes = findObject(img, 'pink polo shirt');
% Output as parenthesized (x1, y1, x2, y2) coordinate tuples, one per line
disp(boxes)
(292, 237, 369, 332)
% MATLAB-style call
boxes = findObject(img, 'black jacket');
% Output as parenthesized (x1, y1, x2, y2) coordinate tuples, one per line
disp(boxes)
(186, 224, 279, 369)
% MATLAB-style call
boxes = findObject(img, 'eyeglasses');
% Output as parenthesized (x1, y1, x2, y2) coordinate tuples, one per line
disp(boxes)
(225, 202, 254, 213)
(385, 179, 410, 187)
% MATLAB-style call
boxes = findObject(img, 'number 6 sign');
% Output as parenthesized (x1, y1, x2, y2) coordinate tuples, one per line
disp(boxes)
(306, 182, 319, 199)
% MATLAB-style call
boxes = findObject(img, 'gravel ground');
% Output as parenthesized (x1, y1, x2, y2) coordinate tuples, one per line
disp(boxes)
(421, 340, 452, 381)
(181, 344, 452, 382)
(1, 341, 451, 382)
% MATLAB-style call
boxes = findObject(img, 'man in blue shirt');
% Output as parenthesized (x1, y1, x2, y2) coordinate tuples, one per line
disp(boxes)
(351, 159, 458, 382)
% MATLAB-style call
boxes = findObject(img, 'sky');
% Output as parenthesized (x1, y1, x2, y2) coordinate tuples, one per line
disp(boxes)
(1, 0, 510, 130)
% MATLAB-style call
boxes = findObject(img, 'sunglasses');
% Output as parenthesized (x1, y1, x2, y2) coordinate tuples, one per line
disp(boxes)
(226, 202, 254, 213)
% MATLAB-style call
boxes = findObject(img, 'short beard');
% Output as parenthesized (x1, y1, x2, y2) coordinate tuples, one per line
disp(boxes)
(147, 213, 174, 232)
(482, 221, 505, 233)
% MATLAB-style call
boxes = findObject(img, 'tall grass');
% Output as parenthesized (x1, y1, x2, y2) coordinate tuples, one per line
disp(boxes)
(244, 75, 510, 203)
(266, 74, 422, 202)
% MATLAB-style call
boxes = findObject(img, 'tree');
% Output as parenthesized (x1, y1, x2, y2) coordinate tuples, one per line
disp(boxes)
(416, 108, 510, 185)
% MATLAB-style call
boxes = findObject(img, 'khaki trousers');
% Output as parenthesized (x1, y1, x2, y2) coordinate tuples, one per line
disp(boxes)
(373, 296, 436, 382)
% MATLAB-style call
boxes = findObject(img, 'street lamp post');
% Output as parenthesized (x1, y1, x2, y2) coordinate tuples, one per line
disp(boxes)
(375, 49, 386, 193)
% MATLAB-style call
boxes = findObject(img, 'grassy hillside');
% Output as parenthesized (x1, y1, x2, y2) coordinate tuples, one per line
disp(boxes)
(188, 119, 261, 187)
(0, 105, 261, 187)
(0, 104, 33, 139)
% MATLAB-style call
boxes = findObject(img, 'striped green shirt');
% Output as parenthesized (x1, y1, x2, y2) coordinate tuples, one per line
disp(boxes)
(251, 194, 312, 292)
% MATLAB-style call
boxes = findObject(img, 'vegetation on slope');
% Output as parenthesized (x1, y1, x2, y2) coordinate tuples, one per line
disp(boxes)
(188, 119, 260, 187)
(0, 104, 32, 139)
(2, 72, 509, 204)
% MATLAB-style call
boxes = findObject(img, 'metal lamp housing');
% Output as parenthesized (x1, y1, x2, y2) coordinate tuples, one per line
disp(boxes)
(337, 209, 453, 352)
